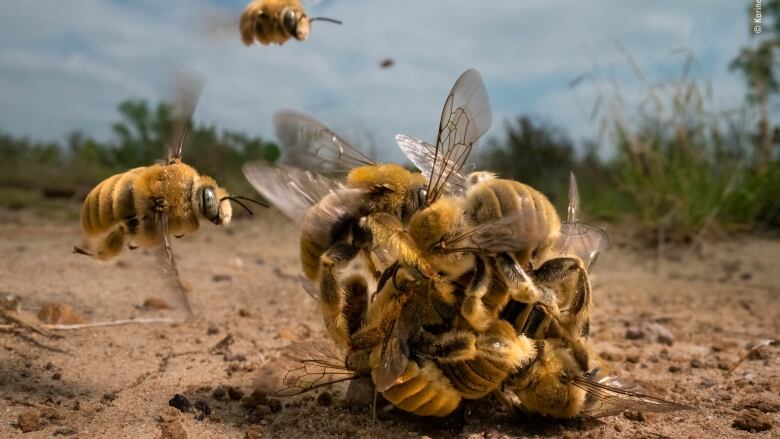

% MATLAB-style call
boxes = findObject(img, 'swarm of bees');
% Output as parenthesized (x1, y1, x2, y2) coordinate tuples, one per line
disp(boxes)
(239, 0, 342, 46)
(243, 69, 694, 420)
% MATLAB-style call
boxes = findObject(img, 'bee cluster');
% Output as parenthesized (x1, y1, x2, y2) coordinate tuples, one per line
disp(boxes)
(244, 69, 691, 419)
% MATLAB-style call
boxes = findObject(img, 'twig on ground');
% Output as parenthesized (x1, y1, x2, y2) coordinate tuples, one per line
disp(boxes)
(44, 317, 179, 331)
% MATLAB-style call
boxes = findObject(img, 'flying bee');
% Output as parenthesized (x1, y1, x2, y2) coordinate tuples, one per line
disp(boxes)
(239, 0, 341, 46)
(75, 75, 267, 316)
(502, 338, 693, 419)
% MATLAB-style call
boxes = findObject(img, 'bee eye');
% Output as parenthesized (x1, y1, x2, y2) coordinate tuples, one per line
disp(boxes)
(201, 187, 219, 223)
(282, 9, 297, 35)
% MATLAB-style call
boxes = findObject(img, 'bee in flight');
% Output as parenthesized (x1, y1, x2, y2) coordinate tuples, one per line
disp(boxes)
(240, 0, 342, 46)
(74, 75, 267, 316)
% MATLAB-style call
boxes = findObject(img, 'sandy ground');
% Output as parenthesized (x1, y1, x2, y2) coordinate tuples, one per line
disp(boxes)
(1, 207, 779, 439)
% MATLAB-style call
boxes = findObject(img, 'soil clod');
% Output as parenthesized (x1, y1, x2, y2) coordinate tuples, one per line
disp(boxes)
(732, 411, 773, 432)
(17, 410, 43, 432)
(169, 394, 193, 413)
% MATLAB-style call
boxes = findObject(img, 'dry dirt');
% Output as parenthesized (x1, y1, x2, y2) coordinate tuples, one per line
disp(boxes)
(1, 208, 779, 438)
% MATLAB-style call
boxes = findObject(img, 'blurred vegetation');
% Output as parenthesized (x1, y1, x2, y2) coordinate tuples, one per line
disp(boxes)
(0, 99, 279, 217)
(481, 3, 780, 240)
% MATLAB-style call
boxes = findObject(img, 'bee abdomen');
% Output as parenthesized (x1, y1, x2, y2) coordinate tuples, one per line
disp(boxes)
(377, 360, 461, 417)
(439, 356, 507, 399)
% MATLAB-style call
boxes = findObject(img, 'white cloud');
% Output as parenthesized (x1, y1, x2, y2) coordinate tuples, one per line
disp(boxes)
(0, 0, 753, 164)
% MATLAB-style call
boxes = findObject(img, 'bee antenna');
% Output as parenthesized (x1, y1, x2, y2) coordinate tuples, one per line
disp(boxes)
(309, 17, 342, 25)
(221, 196, 254, 216)
(233, 195, 269, 208)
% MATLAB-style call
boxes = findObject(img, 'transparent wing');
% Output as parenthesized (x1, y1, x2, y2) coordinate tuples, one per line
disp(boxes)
(274, 110, 375, 175)
(424, 69, 492, 203)
(241, 161, 348, 226)
(554, 172, 609, 270)
(373, 318, 409, 392)
(166, 72, 204, 163)
(554, 224, 609, 271)
(395, 134, 468, 197)
(444, 197, 551, 255)
(573, 376, 694, 418)
(274, 341, 357, 397)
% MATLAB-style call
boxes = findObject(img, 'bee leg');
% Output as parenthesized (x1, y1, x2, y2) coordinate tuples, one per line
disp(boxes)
(495, 253, 551, 307)
(319, 243, 361, 350)
(73, 245, 93, 257)
(95, 225, 128, 260)
(530, 257, 591, 338)
(360, 213, 433, 277)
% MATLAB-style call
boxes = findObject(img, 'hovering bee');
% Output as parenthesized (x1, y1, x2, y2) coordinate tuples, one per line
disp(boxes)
(75, 76, 267, 315)
(239, 0, 341, 46)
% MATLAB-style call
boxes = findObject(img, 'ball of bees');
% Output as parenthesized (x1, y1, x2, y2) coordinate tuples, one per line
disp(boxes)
(239, 0, 341, 46)
(256, 69, 692, 421)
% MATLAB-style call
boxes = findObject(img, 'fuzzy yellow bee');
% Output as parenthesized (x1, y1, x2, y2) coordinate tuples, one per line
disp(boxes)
(75, 77, 267, 315)
(239, 0, 341, 46)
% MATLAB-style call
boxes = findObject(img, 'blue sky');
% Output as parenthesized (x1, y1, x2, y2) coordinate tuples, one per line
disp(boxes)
(0, 1, 754, 161)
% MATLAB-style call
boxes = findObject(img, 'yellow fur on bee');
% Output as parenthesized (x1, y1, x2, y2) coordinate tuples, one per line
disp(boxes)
(347, 164, 426, 212)
(375, 359, 462, 417)
(240, 0, 306, 46)
(465, 178, 560, 266)
(510, 340, 587, 418)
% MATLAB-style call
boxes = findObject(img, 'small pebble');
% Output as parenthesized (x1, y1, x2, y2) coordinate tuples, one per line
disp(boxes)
(194, 400, 211, 421)
(623, 410, 646, 422)
(212, 274, 232, 282)
(668, 365, 681, 373)
(17, 410, 42, 432)
(625, 328, 645, 340)
(690, 359, 702, 368)
(732, 411, 772, 432)
(207, 326, 219, 335)
(239, 308, 252, 318)
(228, 386, 245, 401)
(169, 394, 193, 413)
(212, 387, 228, 401)
(242, 390, 269, 409)
(317, 392, 333, 406)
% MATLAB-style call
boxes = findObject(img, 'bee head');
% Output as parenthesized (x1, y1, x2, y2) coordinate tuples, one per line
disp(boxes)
(510, 340, 589, 418)
(282, 7, 310, 40)
(409, 198, 462, 253)
(198, 184, 232, 226)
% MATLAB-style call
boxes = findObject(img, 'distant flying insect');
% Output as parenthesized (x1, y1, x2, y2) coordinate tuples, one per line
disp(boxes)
(239, 0, 342, 46)
(75, 76, 267, 316)
(379, 58, 395, 69)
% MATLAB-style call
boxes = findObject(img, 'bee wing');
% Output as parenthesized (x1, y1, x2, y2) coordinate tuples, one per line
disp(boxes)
(554, 223, 610, 271)
(273, 341, 358, 397)
(274, 110, 376, 175)
(573, 375, 694, 418)
(554, 172, 610, 270)
(166, 72, 204, 163)
(395, 134, 469, 197)
(421, 69, 492, 203)
(241, 161, 348, 226)
(374, 318, 410, 392)
(157, 210, 195, 317)
(445, 205, 549, 255)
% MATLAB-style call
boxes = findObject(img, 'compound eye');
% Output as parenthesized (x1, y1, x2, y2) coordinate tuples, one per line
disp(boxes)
(559, 371, 570, 384)
(282, 9, 297, 35)
(202, 187, 219, 223)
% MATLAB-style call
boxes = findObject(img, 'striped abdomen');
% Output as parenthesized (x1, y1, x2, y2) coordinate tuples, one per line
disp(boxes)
(81, 167, 145, 238)
(437, 320, 535, 400)
(373, 359, 462, 417)
(465, 179, 560, 266)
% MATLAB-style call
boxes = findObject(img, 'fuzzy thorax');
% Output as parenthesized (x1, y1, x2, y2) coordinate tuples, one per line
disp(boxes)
(347, 164, 425, 213)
